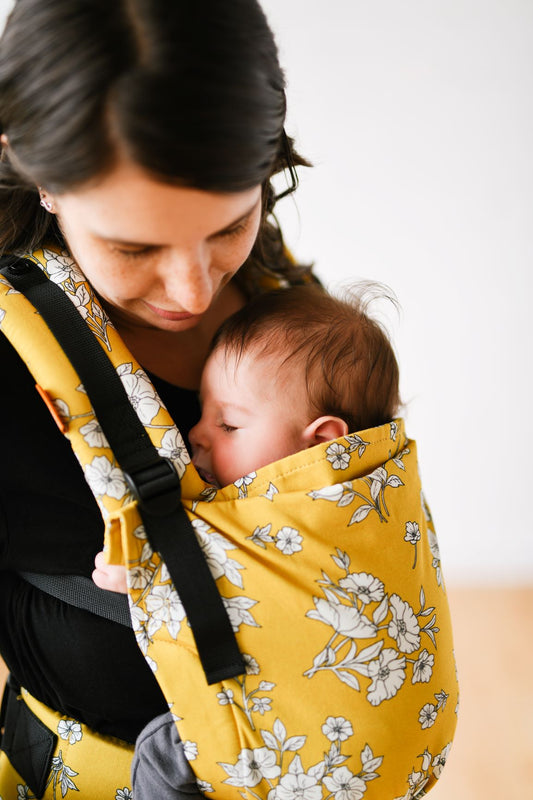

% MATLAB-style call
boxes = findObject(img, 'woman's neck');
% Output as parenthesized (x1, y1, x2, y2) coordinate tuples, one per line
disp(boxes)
(109, 282, 246, 390)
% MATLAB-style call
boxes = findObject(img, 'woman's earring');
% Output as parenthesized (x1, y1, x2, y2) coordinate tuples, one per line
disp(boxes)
(38, 188, 54, 213)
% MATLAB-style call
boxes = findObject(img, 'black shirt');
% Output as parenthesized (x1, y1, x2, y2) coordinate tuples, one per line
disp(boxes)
(0, 333, 201, 743)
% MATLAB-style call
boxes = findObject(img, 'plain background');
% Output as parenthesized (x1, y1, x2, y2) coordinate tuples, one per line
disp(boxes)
(261, 0, 533, 585)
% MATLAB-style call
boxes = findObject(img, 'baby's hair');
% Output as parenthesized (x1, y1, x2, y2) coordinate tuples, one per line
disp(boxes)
(211, 283, 401, 433)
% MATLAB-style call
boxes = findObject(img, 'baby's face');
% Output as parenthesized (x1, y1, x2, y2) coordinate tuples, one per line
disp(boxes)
(189, 346, 309, 487)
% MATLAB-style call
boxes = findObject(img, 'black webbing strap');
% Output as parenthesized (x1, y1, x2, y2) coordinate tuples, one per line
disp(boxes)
(1, 255, 245, 684)
(19, 572, 132, 627)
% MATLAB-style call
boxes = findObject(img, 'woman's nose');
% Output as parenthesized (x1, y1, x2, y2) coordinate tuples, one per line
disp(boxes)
(160, 249, 214, 314)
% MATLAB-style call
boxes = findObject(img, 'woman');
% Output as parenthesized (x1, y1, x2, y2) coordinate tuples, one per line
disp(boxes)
(0, 0, 312, 794)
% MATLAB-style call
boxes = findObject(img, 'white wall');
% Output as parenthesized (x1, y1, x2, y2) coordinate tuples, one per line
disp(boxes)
(262, 0, 533, 584)
(1, 0, 531, 583)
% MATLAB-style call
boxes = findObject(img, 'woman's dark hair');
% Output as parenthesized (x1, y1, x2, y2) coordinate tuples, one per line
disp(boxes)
(0, 0, 311, 286)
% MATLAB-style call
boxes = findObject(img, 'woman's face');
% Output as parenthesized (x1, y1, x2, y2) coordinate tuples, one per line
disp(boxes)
(50, 158, 262, 332)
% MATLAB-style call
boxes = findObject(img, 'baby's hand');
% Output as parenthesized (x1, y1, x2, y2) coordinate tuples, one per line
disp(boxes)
(92, 550, 128, 594)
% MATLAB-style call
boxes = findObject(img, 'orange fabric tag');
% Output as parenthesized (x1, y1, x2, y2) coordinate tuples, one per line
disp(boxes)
(35, 384, 68, 433)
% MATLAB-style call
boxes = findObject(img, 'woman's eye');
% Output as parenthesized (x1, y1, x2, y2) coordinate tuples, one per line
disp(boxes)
(215, 221, 247, 240)
(110, 245, 154, 259)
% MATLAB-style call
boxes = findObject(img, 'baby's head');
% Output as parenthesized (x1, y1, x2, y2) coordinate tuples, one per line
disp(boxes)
(189, 284, 400, 487)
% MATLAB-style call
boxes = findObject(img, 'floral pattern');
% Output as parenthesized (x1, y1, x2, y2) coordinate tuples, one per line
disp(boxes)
(0, 248, 458, 799)
(393, 743, 453, 800)
(218, 716, 382, 799)
(304, 552, 441, 706)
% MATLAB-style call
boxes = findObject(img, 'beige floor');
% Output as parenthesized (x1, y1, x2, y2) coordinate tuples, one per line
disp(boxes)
(1, 585, 532, 798)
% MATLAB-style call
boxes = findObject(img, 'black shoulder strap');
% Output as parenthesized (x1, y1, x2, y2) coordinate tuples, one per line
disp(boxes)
(0, 255, 245, 685)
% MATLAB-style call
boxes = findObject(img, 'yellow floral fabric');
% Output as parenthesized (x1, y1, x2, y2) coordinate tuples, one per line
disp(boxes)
(0, 248, 458, 800)
(0, 690, 133, 800)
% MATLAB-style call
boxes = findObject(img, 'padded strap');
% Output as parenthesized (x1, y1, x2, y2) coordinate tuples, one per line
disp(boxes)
(19, 572, 132, 627)
(0, 255, 245, 684)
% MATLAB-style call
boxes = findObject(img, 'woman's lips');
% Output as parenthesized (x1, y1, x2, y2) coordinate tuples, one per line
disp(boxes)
(144, 302, 197, 321)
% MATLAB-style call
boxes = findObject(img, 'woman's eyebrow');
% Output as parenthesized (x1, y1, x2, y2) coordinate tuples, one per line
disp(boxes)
(97, 199, 261, 247)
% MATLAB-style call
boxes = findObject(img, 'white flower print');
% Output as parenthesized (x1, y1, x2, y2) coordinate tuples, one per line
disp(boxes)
(145, 655, 158, 673)
(243, 653, 260, 675)
(145, 584, 186, 639)
(120, 369, 162, 424)
(127, 566, 154, 590)
(419, 748, 432, 772)
(367, 648, 406, 705)
(275, 771, 322, 799)
(43, 249, 84, 284)
(222, 747, 281, 787)
(183, 740, 198, 761)
(404, 521, 420, 544)
(217, 688, 234, 705)
(251, 697, 272, 715)
(326, 442, 351, 470)
(321, 716, 353, 742)
(158, 429, 190, 478)
(134, 626, 151, 656)
(407, 770, 428, 795)
(261, 482, 279, 501)
(115, 789, 132, 800)
(80, 419, 108, 449)
(128, 603, 150, 654)
(323, 766, 367, 800)
(57, 719, 82, 745)
(70, 283, 90, 319)
(339, 572, 385, 605)
(418, 703, 438, 729)
(275, 527, 303, 555)
(427, 528, 443, 585)
(307, 597, 377, 639)
(17, 786, 30, 800)
(387, 594, 421, 653)
(84, 455, 128, 499)
(192, 521, 243, 587)
(196, 780, 214, 793)
(432, 743, 452, 778)
(412, 649, 434, 684)
(129, 602, 148, 630)
(308, 482, 352, 503)
(50, 750, 79, 796)
(223, 595, 260, 632)
(234, 472, 257, 497)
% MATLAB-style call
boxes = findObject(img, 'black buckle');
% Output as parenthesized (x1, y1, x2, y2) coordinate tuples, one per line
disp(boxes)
(124, 458, 181, 516)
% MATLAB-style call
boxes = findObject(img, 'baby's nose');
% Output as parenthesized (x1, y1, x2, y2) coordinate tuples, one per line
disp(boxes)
(188, 421, 205, 452)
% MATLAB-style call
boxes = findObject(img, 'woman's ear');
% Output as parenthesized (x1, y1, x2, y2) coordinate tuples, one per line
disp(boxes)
(302, 415, 349, 447)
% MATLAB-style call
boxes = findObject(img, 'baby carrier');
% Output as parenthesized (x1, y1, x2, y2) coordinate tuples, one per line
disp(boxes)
(0, 247, 458, 800)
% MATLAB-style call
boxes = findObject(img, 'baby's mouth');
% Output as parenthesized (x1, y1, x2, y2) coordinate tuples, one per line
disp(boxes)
(195, 465, 219, 488)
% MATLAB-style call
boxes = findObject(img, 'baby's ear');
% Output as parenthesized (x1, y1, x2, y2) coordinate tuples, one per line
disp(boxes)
(302, 415, 349, 447)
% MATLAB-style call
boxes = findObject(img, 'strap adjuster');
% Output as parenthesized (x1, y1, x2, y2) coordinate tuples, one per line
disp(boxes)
(124, 459, 181, 516)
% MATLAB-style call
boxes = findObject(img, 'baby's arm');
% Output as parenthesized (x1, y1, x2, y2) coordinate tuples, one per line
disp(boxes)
(92, 550, 128, 594)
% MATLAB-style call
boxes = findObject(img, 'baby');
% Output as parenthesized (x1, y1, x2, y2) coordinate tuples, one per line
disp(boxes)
(94, 283, 400, 798)
(189, 281, 400, 488)
(94, 282, 400, 590)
